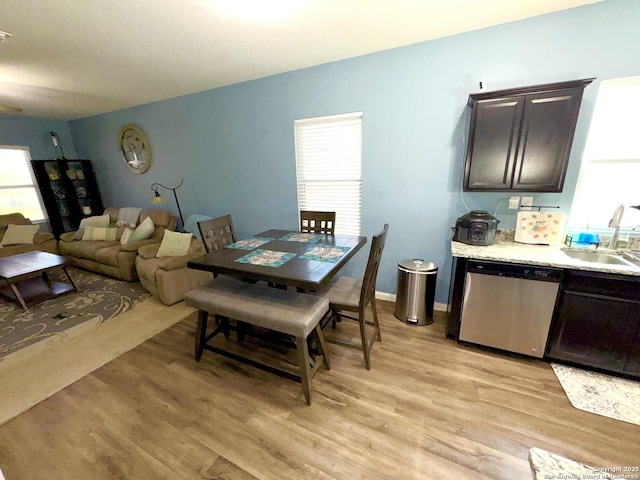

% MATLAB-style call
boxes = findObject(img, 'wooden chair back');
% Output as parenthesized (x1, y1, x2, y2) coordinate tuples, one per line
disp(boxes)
(300, 211, 336, 235)
(359, 224, 389, 310)
(197, 215, 236, 252)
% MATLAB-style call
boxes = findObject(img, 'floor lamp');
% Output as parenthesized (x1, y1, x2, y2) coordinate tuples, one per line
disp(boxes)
(151, 179, 185, 228)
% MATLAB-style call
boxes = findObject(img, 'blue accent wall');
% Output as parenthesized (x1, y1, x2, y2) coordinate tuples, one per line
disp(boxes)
(5, 0, 640, 303)
(0, 116, 77, 160)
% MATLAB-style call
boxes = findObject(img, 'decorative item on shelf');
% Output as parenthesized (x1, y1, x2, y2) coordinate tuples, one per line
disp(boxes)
(75, 186, 87, 198)
(66, 169, 76, 180)
(50, 131, 66, 160)
(52, 184, 66, 199)
(75, 170, 85, 180)
(56, 200, 70, 217)
(119, 123, 152, 174)
(151, 179, 185, 227)
(82, 206, 92, 215)
(48, 171, 59, 181)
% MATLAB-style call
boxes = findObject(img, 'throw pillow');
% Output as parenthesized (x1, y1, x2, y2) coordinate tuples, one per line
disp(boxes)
(0, 224, 40, 246)
(82, 226, 118, 241)
(120, 227, 134, 245)
(156, 230, 193, 257)
(126, 216, 155, 243)
(74, 214, 110, 240)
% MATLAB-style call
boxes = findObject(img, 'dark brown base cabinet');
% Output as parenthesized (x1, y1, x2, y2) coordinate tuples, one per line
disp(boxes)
(546, 270, 640, 378)
(447, 258, 640, 379)
(31, 159, 104, 239)
(463, 78, 594, 192)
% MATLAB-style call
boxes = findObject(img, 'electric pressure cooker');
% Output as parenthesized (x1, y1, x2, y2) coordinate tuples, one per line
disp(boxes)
(453, 210, 499, 246)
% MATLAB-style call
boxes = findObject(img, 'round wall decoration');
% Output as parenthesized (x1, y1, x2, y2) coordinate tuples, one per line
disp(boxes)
(119, 123, 152, 174)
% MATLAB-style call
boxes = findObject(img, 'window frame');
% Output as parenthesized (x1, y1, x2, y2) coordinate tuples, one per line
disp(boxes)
(568, 77, 640, 232)
(0, 145, 47, 221)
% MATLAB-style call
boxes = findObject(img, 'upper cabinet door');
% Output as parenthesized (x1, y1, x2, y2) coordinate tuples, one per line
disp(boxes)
(512, 88, 584, 192)
(463, 79, 594, 192)
(464, 96, 524, 190)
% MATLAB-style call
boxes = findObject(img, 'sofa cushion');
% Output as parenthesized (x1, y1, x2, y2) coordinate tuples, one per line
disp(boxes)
(0, 224, 40, 245)
(78, 240, 119, 260)
(82, 226, 118, 241)
(94, 244, 126, 267)
(156, 230, 192, 257)
(120, 228, 133, 245)
(74, 214, 111, 239)
(0, 213, 31, 230)
(127, 216, 155, 243)
(140, 209, 176, 239)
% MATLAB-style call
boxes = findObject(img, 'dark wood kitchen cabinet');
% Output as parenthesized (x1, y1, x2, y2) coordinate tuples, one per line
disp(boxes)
(546, 270, 640, 377)
(31, 159, 104, 239)
(463, 78, 594, 192)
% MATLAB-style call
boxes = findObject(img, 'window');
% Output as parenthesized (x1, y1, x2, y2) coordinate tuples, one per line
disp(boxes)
(0, 146, 47, 220)
(294, 112, 363, 235)
(568, 77, 640, 231)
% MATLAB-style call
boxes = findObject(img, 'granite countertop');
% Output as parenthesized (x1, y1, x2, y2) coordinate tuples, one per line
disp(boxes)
(451, 234, 640, 277)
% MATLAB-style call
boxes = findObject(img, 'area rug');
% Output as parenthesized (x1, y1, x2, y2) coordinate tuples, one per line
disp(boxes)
(551, 363, 640, 426)
(0, 268, 151, 363)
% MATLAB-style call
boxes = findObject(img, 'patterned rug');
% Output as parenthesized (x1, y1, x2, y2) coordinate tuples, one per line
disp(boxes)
(551, 363, 640, 426)
(0, 267, 151, 362)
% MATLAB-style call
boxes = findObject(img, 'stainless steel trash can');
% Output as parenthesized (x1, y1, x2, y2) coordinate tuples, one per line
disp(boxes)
(394, 259, 438, 326)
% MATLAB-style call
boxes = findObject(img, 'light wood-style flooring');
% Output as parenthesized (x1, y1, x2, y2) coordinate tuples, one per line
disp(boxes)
(0, 301, 637, 479)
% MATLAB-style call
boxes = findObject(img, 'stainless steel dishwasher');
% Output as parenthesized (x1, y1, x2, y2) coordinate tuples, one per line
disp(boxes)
(458, 260, 562, 358)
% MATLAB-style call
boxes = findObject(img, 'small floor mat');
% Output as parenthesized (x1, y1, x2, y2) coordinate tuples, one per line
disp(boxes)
(528, 447, 612, 480)
(550, 363, 640, 426)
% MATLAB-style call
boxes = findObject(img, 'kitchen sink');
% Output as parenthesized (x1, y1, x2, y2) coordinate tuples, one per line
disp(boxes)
(562, 249, 637, 266)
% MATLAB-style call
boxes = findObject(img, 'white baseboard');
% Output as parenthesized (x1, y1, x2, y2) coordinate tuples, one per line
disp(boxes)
(375, 291, 446, 312)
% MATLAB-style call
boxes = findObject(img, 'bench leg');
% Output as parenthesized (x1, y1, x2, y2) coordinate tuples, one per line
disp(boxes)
(296, 335, 313, 405)
(237, 321, 252, 342)
(314, 324, 331, 370)
(195, 310, 208, 361)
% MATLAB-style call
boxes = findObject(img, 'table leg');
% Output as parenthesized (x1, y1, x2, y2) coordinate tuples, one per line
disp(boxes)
(8, 282, 28, 311)
(63, 267, 78, 292)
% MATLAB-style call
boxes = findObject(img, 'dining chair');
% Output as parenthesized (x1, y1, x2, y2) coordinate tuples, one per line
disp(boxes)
(197, 214, 236, 252)
(300, 210, 336, 235)
(320, 223, 389, 370)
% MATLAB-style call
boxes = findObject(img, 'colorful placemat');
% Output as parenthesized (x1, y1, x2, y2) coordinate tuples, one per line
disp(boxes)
(279, 232, 324, 243)
(235, 249, 296, 268)
(225, 237, 274, 250)
(299, 245, 350, 263)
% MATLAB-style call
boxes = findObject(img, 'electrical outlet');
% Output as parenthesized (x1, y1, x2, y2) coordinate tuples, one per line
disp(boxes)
(521, 197, 533, 211)
(508, 196, 520, 209)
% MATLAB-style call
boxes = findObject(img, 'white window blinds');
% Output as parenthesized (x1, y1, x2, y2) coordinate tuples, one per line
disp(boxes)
(294, 112, 363, 235)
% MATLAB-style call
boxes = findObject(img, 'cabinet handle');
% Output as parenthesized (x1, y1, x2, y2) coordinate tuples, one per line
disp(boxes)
(563, 290, 640, 304)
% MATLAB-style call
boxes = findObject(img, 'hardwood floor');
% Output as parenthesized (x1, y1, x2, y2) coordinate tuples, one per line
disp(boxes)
(0, 301, 637, 479)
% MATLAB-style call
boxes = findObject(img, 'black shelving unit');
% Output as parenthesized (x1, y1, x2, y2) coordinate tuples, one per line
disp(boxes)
(31, 159, 104, 238)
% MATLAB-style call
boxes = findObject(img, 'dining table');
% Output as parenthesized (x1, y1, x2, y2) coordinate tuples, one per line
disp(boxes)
(187, 229, 367, 292)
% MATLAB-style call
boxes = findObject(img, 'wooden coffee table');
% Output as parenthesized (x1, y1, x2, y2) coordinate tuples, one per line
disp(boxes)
(0, 251, 78, 310)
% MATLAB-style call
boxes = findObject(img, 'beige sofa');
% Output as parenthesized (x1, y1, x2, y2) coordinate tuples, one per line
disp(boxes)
(0, 213, 58, 258)
(135, 238, 213, 305)
(58, 207, 176, 281)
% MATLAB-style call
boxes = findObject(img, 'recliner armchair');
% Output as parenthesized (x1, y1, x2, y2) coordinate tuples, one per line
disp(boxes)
(134, 214, 213, 305)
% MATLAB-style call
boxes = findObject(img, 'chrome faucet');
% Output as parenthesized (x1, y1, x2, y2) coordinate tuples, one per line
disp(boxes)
(607, 204, 624, 249)
(607, 204, 640, 249)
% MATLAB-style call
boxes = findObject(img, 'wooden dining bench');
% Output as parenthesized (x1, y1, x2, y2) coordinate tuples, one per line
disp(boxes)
(184, 280, 331, 405)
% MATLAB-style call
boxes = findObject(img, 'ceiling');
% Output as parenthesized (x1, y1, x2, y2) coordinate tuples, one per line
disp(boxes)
(0, 0, 601, 121)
